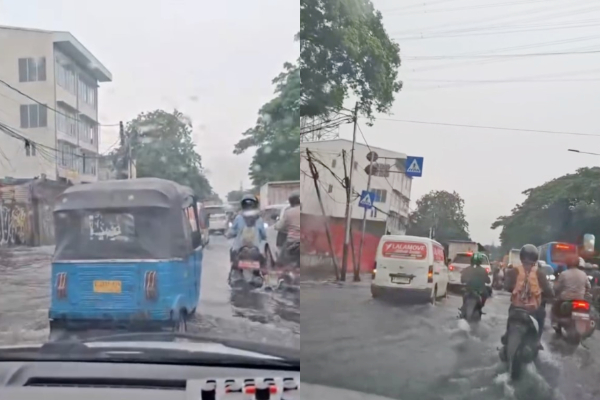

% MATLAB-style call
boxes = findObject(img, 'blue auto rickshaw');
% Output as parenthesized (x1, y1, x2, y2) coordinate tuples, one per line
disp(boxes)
(49, 178, 203, 334)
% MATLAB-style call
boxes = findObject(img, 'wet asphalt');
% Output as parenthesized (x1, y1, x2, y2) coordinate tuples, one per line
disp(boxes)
(0, 236, 299, 349)
(301, 278, 600, 400)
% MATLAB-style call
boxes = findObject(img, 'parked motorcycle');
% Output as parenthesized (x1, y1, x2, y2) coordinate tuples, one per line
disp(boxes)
(500, 308, 540, 380)
(229, 246, 265, 289)
(552, 299, 596, 345)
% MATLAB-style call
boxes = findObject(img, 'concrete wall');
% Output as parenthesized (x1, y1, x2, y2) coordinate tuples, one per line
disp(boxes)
(301, 213, 389, 277)
(0, 179, 69, 246)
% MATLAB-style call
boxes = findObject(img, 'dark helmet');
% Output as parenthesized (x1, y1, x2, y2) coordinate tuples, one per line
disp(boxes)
(289, 191, 300, 206)
(240, 194, 259, 210)
(520, 244, 539, 265)
(471, 252, 484, 266)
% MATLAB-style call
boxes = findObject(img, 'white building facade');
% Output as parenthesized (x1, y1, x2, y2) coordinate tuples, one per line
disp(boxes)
(300, 139, 412, 234)
(0, 25, 112, 183)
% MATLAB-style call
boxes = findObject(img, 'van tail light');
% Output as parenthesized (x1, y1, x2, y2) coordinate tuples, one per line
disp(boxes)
(145, 271, 158, 300)
(56, 272, 67, 299)
(427, 265, 433, 283)
(572, 300, 590, 312)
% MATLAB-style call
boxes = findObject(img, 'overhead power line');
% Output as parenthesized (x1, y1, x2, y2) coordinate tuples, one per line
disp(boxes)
(376, 117, 600, 138)
(404, 49, 600, 60)
(0, 78, 119, 127)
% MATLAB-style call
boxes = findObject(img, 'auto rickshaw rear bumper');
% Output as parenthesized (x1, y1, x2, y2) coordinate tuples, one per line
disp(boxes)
(49, 309, 176, 331)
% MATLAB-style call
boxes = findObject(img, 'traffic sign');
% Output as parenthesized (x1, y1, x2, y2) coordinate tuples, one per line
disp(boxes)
(405, 156, 424, 178)
(359, 190, 375, 209)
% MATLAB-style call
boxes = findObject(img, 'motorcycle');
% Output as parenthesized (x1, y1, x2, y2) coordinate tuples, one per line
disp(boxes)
(229, 246, 265, 289)
(551, 299, 596, 345)
(500, 307, 540, 380)
(460, 290, 484, 322)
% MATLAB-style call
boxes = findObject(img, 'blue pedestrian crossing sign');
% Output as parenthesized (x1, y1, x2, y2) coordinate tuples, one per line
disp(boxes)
(359, 190, 375, 209)
(405, 156, 424, 178)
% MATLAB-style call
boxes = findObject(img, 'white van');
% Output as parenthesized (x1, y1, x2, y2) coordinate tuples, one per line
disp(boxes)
(371, 235, 449, 303)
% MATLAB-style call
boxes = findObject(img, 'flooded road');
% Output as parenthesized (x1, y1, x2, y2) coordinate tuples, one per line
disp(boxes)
(301, 278, 600, 400)
(0, 236, 299, 349)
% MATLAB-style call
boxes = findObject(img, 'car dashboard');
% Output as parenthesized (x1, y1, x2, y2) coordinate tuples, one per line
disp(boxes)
(0, 361, 300, 400)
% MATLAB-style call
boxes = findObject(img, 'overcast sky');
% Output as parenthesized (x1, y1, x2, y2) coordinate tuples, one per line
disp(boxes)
(338, 0, 600, 244)
(0, 0, 299, 199)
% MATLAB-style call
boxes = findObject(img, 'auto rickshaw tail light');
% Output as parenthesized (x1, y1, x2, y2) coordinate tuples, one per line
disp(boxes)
(145, 271, 158, 300)
(56, 272, 67, 299)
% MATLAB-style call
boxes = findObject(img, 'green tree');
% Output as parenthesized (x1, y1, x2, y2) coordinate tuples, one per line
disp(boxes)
(300, 0, 402, 120)
(234, 62, 300, 187)
(112, 109, 213, 198)
(492, 167, 600, 251)
(407, 190, 471, 243)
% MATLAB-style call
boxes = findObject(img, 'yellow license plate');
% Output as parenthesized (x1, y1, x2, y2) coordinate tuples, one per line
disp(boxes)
(93, 280, 122, 293)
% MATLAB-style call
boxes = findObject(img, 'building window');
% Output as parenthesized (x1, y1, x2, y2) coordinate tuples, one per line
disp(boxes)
(59, 141, 79, 169)
(328, 184, 333, 193)
(25, 142, 36, 156)
(331, 159, 336, 168)
(354, 161, 358, 170)
(56, 61, 76, 94)
(20, 104, 48, 128)
(372, 189, 387, 203)
(78, 119, 96, 144)
(18, 57, 46, 82)
(78, 78, 97, 106)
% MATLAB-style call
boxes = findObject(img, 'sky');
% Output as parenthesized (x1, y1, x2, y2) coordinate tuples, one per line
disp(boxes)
(337, 0, 600, 244)
(0, 0, 299, 199)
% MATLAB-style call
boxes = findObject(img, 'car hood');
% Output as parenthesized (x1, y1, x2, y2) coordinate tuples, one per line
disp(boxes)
(302, 383, 398, 400)
(0, 341, 282, 360)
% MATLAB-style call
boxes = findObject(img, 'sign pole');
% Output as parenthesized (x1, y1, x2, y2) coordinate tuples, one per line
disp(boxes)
(356, 152, 377, 282)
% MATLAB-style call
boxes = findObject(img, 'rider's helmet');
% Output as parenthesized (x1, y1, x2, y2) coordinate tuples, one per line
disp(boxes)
(289, 191, 300, 207)
(240, 194, 259, 211)
(519, 244, 539, 266)
(471, 252, 484, 267)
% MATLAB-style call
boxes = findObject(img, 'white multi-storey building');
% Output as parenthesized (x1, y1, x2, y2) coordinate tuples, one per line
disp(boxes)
(0, 25, 112, 183)
(300, 138, 412, 234)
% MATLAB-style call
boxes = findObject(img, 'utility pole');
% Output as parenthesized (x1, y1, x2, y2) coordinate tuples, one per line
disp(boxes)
(341, 102, 359, 281)
(357, 151, 378, 282)
(306, 149, 339, 280)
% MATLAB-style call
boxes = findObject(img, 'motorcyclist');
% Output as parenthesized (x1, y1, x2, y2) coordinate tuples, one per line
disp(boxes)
(501, 244, 554, 352)
(227, 194, 267, 265)
(551, 254, 591, 323)
(460, 252, 491, 317)
(275, 191, 301, 268)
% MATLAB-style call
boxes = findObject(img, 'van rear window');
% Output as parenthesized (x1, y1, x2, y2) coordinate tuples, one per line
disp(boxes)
(382, 241, 427, 260)
(453, 254, 490, 265)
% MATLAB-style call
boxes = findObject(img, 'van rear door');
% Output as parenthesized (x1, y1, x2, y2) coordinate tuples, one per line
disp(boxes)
(376, 239, 431, 289)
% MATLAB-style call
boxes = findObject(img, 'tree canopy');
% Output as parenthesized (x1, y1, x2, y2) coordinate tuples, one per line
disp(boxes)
(492, 167, 600, 251)
(300, 0, 402, 120)
(112, 109, 213, 199)
(407, 190, 470, 243)
(234, 62, 300, 187)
